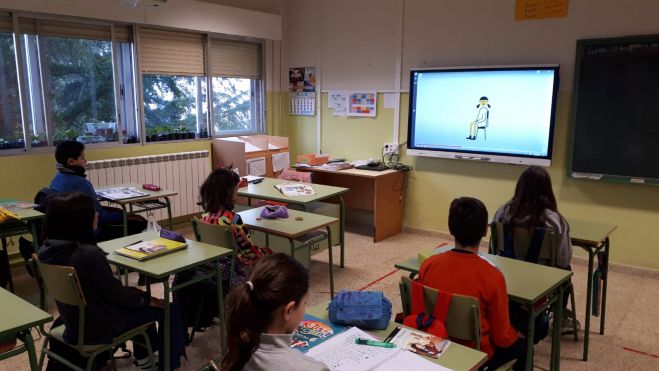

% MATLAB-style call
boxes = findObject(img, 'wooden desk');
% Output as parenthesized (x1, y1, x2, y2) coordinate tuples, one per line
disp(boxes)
(98, 231, 232, 371)
(237, 178, 349, 268)
(569, 219, 617, 362)
(96, 184, 177, 236)
(238, 206, 338, 298)
(395, 248, 572, 371)
(0, 288, 53, 371)
(306, 302, 487, 371)
(0, 201, 45, 292)
(303, 167, 406, 243)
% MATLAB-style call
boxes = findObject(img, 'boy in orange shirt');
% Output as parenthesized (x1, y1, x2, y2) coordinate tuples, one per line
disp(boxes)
(419, 197, 526, 370)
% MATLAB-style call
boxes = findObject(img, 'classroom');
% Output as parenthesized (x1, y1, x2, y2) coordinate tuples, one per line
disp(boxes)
(1, 0, 659, 370)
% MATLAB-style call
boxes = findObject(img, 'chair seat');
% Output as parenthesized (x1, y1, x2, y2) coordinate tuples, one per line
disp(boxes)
(49, 325, 106, 353)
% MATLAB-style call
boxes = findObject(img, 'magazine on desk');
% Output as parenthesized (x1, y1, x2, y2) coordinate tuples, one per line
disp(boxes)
(115, 238, 187, 261)
(96, 187, 148, 201)
(274, 183, 315, 196)
(306, 327, 451, 371)
(384, 326, 450, 359)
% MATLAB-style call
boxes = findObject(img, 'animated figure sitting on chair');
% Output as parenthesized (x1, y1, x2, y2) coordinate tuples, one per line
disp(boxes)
(467, 96, 490, 140)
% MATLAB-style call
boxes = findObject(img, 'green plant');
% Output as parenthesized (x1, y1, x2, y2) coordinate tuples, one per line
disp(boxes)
(53, 127, 79, 141)
(146, 127, 159, 136)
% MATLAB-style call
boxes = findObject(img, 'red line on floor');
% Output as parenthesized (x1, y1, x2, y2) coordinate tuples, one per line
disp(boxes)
(357, 242, 449, 291)
(359, 269, 400, 291)
(622, 347, 659, 359)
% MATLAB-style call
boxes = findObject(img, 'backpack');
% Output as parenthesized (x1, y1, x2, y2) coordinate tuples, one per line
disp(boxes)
(402, 280, 451, 338)
(34, 187, 58, 213)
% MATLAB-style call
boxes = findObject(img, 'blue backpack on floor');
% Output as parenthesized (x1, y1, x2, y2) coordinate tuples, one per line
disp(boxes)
(328, 290, 392, 330)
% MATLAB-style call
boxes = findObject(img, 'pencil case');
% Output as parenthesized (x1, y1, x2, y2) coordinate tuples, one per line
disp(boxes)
(328, 290, 392, 330)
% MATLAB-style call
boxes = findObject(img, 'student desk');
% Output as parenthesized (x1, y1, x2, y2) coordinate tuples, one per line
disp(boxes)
(238, 206, 337, 298)
(0, 288, 53, 371)
(306, 302, 488, 371)
(98, 231, 232, 371)
(569, 219, 617, 362)
(96, 184, 177, 236)
(395, 249, 572, 371)
(0, 201, 45, 292)
(301, 167, 406, 243)
(237, 177, 349, 267)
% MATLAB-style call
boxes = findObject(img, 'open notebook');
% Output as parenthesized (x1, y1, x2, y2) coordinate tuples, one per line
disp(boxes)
(306, 327, 453, 371)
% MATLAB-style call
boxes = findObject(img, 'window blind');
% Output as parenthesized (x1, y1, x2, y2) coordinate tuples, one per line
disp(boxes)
(114, 24, 132, 43)
(139, 28, 205, 76)
(17, 18, 114, 41)
(0, 12, 11, 33)
(210, 38, 262, 79)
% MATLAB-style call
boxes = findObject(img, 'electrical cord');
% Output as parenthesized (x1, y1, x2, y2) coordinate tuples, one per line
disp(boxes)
(381, 142, 413, 172)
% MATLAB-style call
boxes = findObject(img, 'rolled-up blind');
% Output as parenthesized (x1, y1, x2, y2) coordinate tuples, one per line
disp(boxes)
(0, 12, 11, 33)
(139, 27, 205, 76)
(114, 24, 132, 43)
(210, 38, 262, 79)
(38, 20, 112, 40)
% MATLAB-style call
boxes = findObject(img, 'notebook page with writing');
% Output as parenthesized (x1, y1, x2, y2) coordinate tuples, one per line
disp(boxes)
(306, 327, 396, 371)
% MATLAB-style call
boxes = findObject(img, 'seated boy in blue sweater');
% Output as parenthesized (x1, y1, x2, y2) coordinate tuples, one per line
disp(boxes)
(49, 141, 146, 241)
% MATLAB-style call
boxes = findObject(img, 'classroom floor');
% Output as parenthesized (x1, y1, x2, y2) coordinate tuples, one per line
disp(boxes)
(6, 225, 659, 370)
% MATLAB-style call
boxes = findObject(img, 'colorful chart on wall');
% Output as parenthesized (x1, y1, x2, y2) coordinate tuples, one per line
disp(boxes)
(347, 92, 377, 117)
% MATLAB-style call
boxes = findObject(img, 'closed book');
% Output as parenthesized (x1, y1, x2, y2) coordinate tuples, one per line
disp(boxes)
(115, 238, 187, 261)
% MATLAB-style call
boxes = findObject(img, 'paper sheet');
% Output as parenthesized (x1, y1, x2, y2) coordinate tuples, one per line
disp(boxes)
(383, 93, 397, 109)
(307, 327, 396, 371)
(272, 152, 290, 172)
(246, 156, 266, 176)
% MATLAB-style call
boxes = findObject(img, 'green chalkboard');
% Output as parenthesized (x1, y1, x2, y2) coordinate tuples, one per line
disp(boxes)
(569, 34, 659, 186)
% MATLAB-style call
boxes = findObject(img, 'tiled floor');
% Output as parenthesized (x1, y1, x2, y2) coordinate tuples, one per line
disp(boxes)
(5, 226, 659, 370)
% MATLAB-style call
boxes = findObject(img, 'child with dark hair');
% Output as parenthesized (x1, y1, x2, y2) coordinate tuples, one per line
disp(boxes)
(174, 168, 272, 329)
(419, 197, 525, 371)
(493, 165, 577, 334)
(49, 140, 146, 241)
(221, 253, 329, 371)
(37, 192, 186, 370)
(493, 165, 572, 269)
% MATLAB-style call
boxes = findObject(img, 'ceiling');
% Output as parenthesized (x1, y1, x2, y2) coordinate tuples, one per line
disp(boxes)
(194, 0, 279, 14)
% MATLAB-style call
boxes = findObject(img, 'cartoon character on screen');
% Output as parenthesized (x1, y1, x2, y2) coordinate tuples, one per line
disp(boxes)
(467, 96, 490, 140)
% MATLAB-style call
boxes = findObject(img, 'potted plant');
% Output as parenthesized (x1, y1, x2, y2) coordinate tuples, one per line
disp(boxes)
(31, 133, 47, 148)
(145, 127, 158, 142)
(199, 128, 209, 138)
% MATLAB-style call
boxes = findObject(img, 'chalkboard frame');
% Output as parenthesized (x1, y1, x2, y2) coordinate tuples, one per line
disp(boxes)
(568, 34, 659, 186)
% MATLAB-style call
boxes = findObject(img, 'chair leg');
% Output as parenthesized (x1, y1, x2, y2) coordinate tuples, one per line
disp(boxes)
(38, 336, 49, 370)
(142, 331, 155, 371)
(569, 283, 578, 341)
(190, 293, 207, 343)
(85, 354, 97, 371)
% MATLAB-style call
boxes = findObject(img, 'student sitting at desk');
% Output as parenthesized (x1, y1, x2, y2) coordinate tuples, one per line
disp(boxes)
(49, 140, 146, 241)
(174, 168, 272, 328)
(221, 253, 329, 371)
(37, 192, 186, 370)
(419, 197, 526, 371)
(492, 165, 579, 334)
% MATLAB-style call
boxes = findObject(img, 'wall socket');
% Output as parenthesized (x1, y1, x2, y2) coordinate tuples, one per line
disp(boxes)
(383, 143, 399, 155)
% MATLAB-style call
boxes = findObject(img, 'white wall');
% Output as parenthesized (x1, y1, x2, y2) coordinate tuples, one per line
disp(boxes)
(282, 0, 659, 92)
(0, 0, 281, 39)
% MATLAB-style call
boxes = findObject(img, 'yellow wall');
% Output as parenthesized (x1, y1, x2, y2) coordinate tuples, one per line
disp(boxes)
(0, 140, 211, 202)
(281, 91, 659, 271)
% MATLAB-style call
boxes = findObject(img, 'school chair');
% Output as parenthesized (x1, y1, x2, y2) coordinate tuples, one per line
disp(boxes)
(189, 217, 236, 342)
(34, 256, 155, 371)
(399, 276, 517, 371)
(489, 222, 579, 341)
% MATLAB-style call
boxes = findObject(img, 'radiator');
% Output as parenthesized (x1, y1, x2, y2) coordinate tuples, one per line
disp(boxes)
(86, 150, 211, 221)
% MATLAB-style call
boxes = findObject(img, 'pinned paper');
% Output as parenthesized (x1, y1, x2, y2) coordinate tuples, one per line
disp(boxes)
(246, 156, 266, 176)
(272, 152, 290, 172)
(515, 0, 569, 21)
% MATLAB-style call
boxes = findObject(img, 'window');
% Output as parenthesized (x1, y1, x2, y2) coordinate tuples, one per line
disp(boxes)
(209, 38, 263, 136)
(0, 32, 24, 151)
(143, 75, 207, 141)
(42, 36, 117, 145)
(139, 28, 208, 142)
(0, 14, 267, 155)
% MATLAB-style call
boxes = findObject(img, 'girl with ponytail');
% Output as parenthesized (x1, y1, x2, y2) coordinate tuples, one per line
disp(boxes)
(221, 253, 329, 371)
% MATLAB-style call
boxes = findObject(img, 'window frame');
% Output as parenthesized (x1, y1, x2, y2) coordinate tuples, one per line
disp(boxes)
(0, 12, 267, 155)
